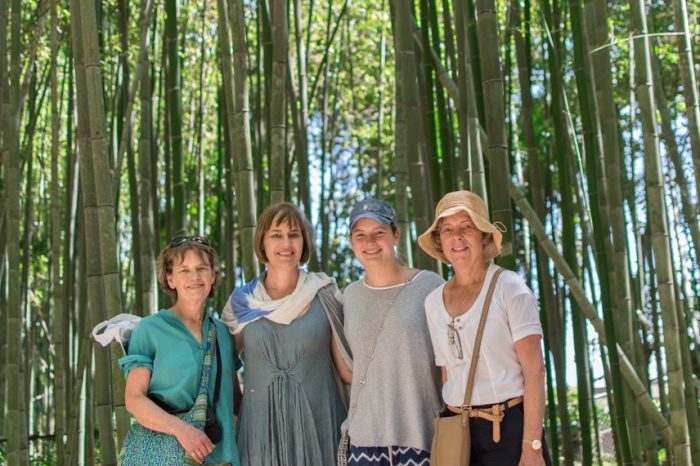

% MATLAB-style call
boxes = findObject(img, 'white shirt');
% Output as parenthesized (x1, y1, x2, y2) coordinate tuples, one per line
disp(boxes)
(424, 264, 542, 407)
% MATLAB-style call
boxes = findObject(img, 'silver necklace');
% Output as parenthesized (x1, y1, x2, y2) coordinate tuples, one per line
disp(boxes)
(349, 271, 417, 416)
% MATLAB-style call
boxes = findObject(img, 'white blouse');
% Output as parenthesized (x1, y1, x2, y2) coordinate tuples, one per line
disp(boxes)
(424, 263, 543, 407)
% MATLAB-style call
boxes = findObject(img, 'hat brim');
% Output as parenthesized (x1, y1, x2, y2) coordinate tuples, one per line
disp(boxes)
(418, 206, 503, 263)
(350, 212, 394, 230)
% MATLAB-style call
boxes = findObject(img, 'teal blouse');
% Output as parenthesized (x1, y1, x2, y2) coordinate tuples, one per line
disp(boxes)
(119, 309, 241, 465)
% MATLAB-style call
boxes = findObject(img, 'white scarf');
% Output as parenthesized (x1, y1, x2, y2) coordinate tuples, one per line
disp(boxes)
(222, 270, 333, 334)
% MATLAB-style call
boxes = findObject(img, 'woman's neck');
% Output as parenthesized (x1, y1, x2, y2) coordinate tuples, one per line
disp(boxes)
(364, 261, 412, 287)
(450, 261, 489, 288)
(264, 266, 300, 299)
(171, 298, 205, 321)
(170, 300, 206, 342)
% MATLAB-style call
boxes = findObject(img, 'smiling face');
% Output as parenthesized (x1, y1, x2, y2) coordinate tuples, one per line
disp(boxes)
(437, 211, 487, 267)
(166, 250, 215, 303)
(350, 217, 399, 267)
(262, 216, 304, 267)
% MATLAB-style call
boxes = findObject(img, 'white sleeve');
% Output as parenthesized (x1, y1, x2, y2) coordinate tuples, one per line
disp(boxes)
(500, 273, 543, 342)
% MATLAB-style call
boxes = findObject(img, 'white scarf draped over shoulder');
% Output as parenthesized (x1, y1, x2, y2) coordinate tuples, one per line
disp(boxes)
(221, 269, 334, 334)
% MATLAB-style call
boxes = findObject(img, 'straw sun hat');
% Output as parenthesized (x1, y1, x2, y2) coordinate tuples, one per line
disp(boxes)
(417, 190, 506, 264)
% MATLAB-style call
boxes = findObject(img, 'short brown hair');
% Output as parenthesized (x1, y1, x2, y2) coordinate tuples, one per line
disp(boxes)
(156, 240, 222, 300)
(254, 202, 313, 264)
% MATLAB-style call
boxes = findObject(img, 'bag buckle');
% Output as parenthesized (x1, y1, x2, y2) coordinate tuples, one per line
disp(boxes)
(459, 404, 472, 414)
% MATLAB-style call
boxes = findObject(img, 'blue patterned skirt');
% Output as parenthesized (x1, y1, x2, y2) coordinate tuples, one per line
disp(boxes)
(348, 444, 430, 466)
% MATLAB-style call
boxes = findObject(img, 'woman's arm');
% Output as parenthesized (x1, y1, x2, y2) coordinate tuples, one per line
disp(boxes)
(331, 337, 353, 384)
(233, 371, 242, 416)
(514, 334, 546, 466)
(125, 368, 214, 464)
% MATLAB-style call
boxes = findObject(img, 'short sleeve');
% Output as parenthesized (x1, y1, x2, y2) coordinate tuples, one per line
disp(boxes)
(118, 354, 153, 376)
(118, 322, 155, 377)
(503, 281, 543, 342)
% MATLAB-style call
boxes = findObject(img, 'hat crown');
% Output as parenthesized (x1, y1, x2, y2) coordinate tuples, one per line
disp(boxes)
(435, 191, 489, 221)
(349, 198, 397, 228)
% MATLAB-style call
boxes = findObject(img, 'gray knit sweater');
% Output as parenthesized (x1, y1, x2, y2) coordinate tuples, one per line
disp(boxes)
(343, 270, 445, 451)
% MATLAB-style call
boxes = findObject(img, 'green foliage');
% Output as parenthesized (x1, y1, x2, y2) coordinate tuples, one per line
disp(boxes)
(4, 0, 700, 462)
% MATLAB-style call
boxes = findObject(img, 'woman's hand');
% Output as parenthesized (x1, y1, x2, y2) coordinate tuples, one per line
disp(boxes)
(125, 368, 214, 464)
(172, 419, 215, 464)
(518, 446, 546, 466)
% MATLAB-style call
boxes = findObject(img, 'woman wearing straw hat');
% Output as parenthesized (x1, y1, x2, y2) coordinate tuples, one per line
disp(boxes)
(418, 191, 551, 466)
(339, 198, 445, 466)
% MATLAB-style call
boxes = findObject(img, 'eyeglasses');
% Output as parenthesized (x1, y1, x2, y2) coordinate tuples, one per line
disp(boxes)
(169, 236, 210, 248)
(447, 318, 463, 359)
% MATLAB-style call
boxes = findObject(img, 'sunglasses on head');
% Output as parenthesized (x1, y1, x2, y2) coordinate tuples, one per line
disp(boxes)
(169, 236, 210, 248)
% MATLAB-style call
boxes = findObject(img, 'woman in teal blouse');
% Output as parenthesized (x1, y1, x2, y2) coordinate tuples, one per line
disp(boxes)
(119, 237, 241, 465)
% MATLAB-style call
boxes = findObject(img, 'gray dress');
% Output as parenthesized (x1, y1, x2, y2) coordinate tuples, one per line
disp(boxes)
(237, 297, 346, 466)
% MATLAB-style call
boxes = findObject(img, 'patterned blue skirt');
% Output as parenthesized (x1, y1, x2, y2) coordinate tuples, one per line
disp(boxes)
(348, 444, 430, 466)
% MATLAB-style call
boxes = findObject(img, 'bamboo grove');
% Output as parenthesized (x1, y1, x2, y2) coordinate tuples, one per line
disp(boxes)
(0, 0, 698, 464)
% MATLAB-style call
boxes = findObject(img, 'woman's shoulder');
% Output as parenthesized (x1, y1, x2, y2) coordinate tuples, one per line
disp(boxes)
(233, 275, 261, 295)
(211, 316, 234, 349)
(423, 280, 446, 309)
(493, 266, 534, 298)
(342, 278, 364, 296)
(132, 310, 170, 334)
(211, 314, 230, 331)
(413, 269, 446, 288)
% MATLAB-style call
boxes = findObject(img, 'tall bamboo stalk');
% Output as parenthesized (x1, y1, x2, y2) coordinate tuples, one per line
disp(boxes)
(538, 4, 578, 461)
(269, 0, 287, 203)
(572, 0, 645, 462)
(3, 0, 26, 462)
(630, 0, 691, 463)
(395, 0, 434, 270)
(417, 0, 441, 201)
(453, 0, 484, 195)
(0, 0, 6, 442)
(672, 0, 700, 193)
(165, 0, 185, 235)
(512, 3, 575, 462)
(71, 0, 130, 459)
(230, 0, 260, 280)
(650, 54, 700, 288)
(584, 7, 643, 445)
(50, 0, 66, 460)
(474, 0, 515, 267)
(375, 2, 388, 198)
(138, 0, 156, 315)
(425, 0, 454, 193)
(293, 0, 311, 217)
(393, 18, 412, 266)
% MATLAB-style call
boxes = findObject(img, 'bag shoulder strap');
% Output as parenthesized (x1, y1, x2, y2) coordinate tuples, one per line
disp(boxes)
(213, 329, 221, 404)
(147, 317, 218, 413)
(462, 267, 504, 409)
(199, 317, 217, 397)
